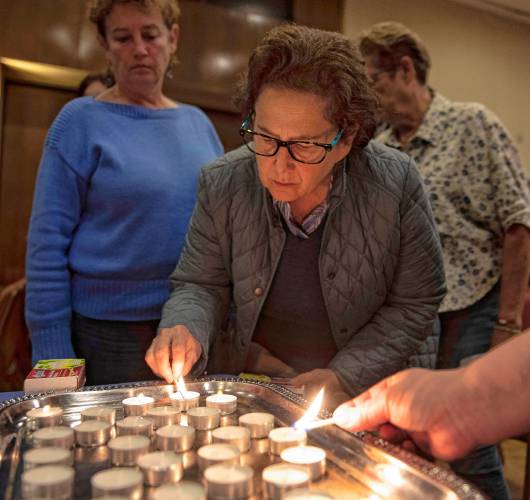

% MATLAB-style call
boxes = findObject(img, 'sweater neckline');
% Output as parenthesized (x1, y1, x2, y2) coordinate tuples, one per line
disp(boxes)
(91, 97, 185, 119)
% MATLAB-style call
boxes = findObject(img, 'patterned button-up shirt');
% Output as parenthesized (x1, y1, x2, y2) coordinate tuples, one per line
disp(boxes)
(274, 199, 328, 239)
(377, 92, 530, 312)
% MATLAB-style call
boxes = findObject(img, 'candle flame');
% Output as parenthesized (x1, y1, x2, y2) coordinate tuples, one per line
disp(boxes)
(42, 405, 50, 414)
(176, 376, 187, 394)
(216, 389, 223, 396)
(293, 388, 324, 430)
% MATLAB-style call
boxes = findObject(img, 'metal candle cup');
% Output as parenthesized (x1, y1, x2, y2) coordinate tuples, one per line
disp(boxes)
(204, 463, 254, 499)
(26, 406, 63, 428)
(205, 393, 237, 415)
(116, 416, 154, 437)
(187, 406, 221, 430)
(108, 435, 150, 466)
(32, 426, 74, 449)
(284, 490, 335, 499)
(212, 425, 251, 453)
(23, 447, 73, 470)
(153, 481, 206, 500)
(22, 464, 74, 499)
(74, 420, 112, 447)
(146, 406, 181, 428)
(80, 406, 116, 425)
(122, 395, 155, 416)
(156, 425, 195, 452)
(239, 412, 275, 438)
(281, 445, 326, 480)
(169, 390, 200, 411)
(197, 443, 241, 472)
(137, 451, 183, 487)
(268, 427, 307, 455)
(91, 467, 143, 499)
(262, 463, 311, 500)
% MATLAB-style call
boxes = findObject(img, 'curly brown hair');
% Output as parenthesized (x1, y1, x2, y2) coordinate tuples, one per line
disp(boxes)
(235, 23, 378, 149)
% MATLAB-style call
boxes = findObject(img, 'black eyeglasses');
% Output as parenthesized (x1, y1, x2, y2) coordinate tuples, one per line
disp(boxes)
(239, 113, 343, 165)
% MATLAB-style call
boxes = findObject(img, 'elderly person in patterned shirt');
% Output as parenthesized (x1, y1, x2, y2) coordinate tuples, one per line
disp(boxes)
(357, 21, 530, 500)
(145, 24, 446, 410)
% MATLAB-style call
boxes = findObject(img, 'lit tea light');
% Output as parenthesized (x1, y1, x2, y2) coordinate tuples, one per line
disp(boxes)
(23, 447, 72, 470)
(146, 406, 181, 428)
(187, 406, 221, 430)
(26, 406, 63, 428)
(204, 463, 254, 499)
(169, 376, 200, 411)
(205, 392, 237, 415)
(293, 388, 325, 431)
(197, 443, 241, 471)
(262, 463, 311, 500)
(91, 466, 143, 498)
(156, 424, 195, 452)
(80, 406, 116, 425)
(268, 427, 307, 455)
(138, 451, 183, 487)
(153, 481, 206, 500)
(212, 425, 251, 453)
(239, 412, 275, 438)
(283, 489, 335, 499)
(281, 445, 326, 480)
(116, 416, 154, 437)
(122, 394, 155, 416)
(108, 434, 150, 466)
(22, 464, 74, 499)
(74, 420, 112, 447)
(32, 426, 75, 449)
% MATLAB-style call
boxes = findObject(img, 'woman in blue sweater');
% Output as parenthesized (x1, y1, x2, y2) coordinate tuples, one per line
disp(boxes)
(25, 0, 223, 385)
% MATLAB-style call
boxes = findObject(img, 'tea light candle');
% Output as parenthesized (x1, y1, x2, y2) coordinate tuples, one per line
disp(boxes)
(284, 490, 335, 499)
(91, 467, 143, 498)
(262, 463, 310, 500)
(156, 425, 195, 452)
(281, 446, 326, 480)
(22, 464, 74, 499)
(74, 420, 112, 447)
(108, 435, 150, 466)
(116, 416, 154, 437)
(24, 447, 72, 470)
(187, 406, 220, 430)
(204, 464, 254, 499)
(26, 406, 63, 428)
(205, 393, 237, 415)
(137, 450, 183, 487)
(179, 449, 197, 470)
(122, 394, 155, 416)
(197, 443, 241, 471)
(239, 412, 275, 438)
(269, 427, 307, 455)
(74, 444, 110, 464)
(212, 425, 251, 453)
(194, 429, 214, 448)
(80, 406, 116, 425)
(33, 426, 74, 449)
(146, 406, 181, 428)
(153, 481, 206, 500)
(169, 390, 200, 411)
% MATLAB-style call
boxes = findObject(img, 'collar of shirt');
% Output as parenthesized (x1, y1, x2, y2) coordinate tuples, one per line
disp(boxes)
(274, 199, 329, 239)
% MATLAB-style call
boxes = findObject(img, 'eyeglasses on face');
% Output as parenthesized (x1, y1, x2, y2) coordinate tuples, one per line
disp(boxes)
(239, 113, 343, 165)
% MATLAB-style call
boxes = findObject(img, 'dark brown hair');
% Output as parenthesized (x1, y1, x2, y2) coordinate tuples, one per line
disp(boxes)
(77, 72, 115, 97)
(235, 23, 378, 149)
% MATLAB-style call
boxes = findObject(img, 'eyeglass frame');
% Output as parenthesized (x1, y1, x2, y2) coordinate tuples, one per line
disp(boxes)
(239, 112, 344, 165)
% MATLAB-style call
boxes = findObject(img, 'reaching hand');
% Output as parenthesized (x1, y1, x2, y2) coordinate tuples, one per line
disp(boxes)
(244, 342, 298, 378)
(291, 368, 349, 410)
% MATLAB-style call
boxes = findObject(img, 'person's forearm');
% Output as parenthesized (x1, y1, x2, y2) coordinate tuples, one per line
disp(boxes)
(458, 330, 530, 447)
(498, 224, 530, 326)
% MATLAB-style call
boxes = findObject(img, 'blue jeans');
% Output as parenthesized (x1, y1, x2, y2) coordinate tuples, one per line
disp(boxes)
(439, 282, 510, 500)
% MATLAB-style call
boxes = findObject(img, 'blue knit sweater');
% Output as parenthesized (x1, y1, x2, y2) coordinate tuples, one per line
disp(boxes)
(25, 97, 223, 362)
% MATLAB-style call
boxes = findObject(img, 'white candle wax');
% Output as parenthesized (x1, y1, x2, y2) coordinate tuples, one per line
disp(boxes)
(122, 395, 155, 416)
(116, 416, 154, 437)
(108, 435, 150, 466)
(187, 406, 221, 430)
(169, 390, 200, 411)
(156, 424, 195, 452)
(284, 490, 335, 499)
(138, 451, 183, 486)
(204, 463, 254, 499)
(26, 406, 63, 428)
(32, 426, 74, 449)
(22, 464, 74, 499)
(74, 420, 112, 447)
(197, 443, 241, 471)
(146, 406, 181, 428)
(153, 481, 206, 500)
(23, 447, 72, 470)
(269, 427, 307, 455)
(262, 463, 311, 500)
(205, 393, 237, 415)
(212, 425, 251, 452)
(239, 411, 275, 438)
(80, 406, 116, 425)
(91, 467, 143, 498)
(281, 445, 326, 480)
